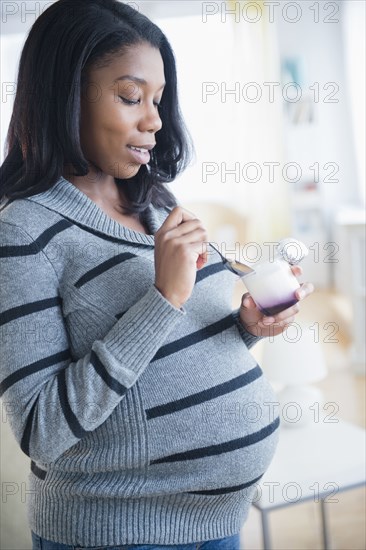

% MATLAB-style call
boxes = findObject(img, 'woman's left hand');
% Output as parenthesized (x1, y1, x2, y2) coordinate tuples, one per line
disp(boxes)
(239, 266, 315, 337)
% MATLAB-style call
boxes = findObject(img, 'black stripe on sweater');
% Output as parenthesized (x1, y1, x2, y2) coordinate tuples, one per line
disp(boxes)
(0, 349, 70, 398)
(150, 416, 280, 464)
(0, 219, 72, 258)
(187, 473, 264, 495)
(151, 314, 235, 362)
(57, 369, 90, 438)
(20, 400, 37, 457)
(30, 460, 47, 481)
(146, 365, 262, 420)
(0, 297, 62, 327)
(37, 213, 156, 248)
(90, 350, 128, 396)
(195, 261, 228, 283)
(74, 252, 137, 288)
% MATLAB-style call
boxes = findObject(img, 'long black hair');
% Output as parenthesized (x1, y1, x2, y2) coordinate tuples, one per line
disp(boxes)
(0, 0, 194, 215)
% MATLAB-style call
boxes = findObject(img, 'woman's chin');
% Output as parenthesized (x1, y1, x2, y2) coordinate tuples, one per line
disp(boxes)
(114, 162, 141, 179)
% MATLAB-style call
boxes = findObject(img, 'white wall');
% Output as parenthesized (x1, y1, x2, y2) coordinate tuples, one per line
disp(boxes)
(276, 0, 362, 213)
(342, 0, 366, 205)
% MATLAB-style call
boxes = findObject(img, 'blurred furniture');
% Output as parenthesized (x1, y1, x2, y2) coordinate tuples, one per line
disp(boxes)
(252, 420, 366, 550)
(261, 325, 328, 428)
(281, 70, 329, 289)
(288, 176, 329, 289)
(334, 207, 366, 375)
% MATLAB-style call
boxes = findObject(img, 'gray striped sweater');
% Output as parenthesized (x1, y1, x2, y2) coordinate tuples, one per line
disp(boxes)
(0, 176, 280, 546)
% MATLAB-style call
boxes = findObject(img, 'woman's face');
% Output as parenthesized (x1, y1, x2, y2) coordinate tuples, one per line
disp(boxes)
(79, 42, 165, 182)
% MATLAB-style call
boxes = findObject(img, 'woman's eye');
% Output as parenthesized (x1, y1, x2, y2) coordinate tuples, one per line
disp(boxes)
(118, 96, 161, 108)
(119, 97, 140, 105)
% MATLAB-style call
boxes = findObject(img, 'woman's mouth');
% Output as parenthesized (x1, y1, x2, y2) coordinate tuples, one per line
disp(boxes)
(126, 145, 152, 164)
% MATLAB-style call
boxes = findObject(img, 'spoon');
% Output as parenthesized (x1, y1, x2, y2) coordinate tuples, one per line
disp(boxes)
(208, 243, 254, 276)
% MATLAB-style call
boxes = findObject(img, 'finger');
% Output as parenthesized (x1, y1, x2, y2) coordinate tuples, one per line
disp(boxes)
(259, 303, 300, 327)
(175, 228, 209, 248)
(241, 293, 256, 309)
(262, 315, 296, 329)
(189, 240, 209, 263)
(193, 251, 209, 270)
(295, 282, 315, 300)
(168, 219, 207, 238)
(277, 315, 296, 326)
(160, 206, 197, 231)
(180, 206, 199, 219)
(194, 235, 210, 268)
(291, 265, 302, 277)
(196, 253, 208, 269)
(270, 302, 300, 323)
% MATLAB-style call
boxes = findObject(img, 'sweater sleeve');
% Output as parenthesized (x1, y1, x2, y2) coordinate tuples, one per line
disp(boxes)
(0, 221, 185, 464)
(231, 307, 265, 349)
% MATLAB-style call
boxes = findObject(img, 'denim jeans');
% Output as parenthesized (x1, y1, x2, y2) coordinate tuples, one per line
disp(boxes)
(31, 531, 242, 550)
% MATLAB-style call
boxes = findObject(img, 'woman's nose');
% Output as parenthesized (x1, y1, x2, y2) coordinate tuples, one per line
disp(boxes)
(138, 103, 162, 133)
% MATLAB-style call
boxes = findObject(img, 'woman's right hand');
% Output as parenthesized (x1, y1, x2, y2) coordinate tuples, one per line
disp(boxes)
(154, 206, 209, 309)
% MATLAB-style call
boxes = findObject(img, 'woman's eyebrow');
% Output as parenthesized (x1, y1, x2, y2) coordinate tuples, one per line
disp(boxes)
(114, 74, 165, 91)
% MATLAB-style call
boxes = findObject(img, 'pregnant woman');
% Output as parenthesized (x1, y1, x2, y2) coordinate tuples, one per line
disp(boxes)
(0, 1, 313, 548)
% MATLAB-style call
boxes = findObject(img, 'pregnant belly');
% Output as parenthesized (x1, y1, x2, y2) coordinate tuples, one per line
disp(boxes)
(143, 370, 280, 496)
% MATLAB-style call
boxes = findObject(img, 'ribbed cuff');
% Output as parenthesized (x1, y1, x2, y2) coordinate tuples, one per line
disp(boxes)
(232, 308, 265, 349)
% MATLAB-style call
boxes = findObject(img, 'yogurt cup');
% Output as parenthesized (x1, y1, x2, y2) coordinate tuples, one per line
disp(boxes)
(241, 238, 309, 316)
